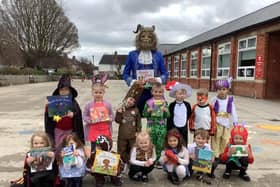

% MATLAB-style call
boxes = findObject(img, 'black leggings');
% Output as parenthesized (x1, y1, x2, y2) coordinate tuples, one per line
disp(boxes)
(128, 164, 154, 177)
(225, 158, 249, 175)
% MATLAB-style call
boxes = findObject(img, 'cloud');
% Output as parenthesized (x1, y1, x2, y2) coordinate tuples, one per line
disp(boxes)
(63, 0, 279, 64)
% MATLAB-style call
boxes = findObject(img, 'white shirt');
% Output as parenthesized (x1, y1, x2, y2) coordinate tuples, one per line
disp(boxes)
(173, 103, 187, 127)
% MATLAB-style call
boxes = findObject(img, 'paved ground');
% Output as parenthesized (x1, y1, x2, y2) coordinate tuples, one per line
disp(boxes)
(0, 80, 280, 187)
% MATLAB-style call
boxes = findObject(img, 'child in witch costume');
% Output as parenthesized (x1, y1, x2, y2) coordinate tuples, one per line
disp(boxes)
(167, 82, 192, 145)
(86, 135, 124, 187)
(83, 74, 114, 154)
(115, 96, 141, 168)
(45, 74, 84, 150)
(220, 125, 254, 182)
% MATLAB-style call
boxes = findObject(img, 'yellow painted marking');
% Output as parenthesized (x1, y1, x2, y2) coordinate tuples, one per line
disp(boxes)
(257, 124, 280, 131)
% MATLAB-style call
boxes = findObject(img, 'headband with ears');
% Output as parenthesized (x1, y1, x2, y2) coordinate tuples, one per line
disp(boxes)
(92, 73, 108, 85)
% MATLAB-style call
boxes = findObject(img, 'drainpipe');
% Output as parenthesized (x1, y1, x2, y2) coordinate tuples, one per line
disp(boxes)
(209, 42, 214, 91)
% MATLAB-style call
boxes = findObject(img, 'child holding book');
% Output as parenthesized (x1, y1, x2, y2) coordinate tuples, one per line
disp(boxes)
(189, 88, 216, 136)
(159, 128, 190, 185)
(24, 131, 57, 187)
(220, 125, 254, 182)
(211, 79, 238, 159)
(188, 129, 215, 184)
(129, 131, 156, 182)
(45, 74, 84, 150)
(83, 74, 114, 153)
(142, 82, 170, 167)
(115, 96, 141, 168)
(57, 133, 86, 187)
(167, 82, 192, 145)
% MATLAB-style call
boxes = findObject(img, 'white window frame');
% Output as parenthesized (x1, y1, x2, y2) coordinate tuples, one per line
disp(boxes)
(173, 55, 179, 78)
(167, 56, 172, 77)
(180, 53, 187, 78)
(201, 47, 211, 79)
(237, 36, 257, 80)
(217, 42, 231, 78)
(190, 51, 198, 78)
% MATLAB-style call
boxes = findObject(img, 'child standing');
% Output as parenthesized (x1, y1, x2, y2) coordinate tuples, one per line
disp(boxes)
(159, 128, 190, 185)
(142, 82, 169, 165)
(57, 133, 86, 187)
(220, 125, 254, 182)
(167, 83, 192, 145)
(189, 88, 216, 136)
(115, 97, 141, 166)
(129, 131, 156, 182)
(25, 131, 57, 187)
(83, 74, 114, 153)
(45, 74, 84, 149)
(211, 79, 238, 159)
(188, 129, 215, 184)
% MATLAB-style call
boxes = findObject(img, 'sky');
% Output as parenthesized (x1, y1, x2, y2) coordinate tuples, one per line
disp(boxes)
(61, 0, 280, 65)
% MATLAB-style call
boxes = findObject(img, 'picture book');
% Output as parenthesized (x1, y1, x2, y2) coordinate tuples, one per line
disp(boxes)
(92, 149, 120, 176)
(151, 99, 166, 118)
(192, 148, 213, 174)
(136, 69, 154, 81)
(230, 145, 248, 157)
(47, 95, 72, 117)
(62, 145, 78, 168)
(90, 102, 110, 123)
(28, 147, 53, 173)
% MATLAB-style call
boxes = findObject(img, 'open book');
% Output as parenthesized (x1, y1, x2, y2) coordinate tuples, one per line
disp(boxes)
(192, 148, 213, 174)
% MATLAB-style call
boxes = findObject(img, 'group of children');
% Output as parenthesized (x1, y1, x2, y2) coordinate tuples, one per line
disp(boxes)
(12, 74, 254, 187)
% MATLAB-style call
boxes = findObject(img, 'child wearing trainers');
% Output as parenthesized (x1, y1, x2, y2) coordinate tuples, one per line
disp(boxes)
(220, 125, 254, 182)
(188, 129, 215, 184)
(115, 96, 141, 168)
(142, 82, 170, 165)
(211, 79, 238, 159)
(57, 133, 86, 187)
(129, 131, 156, 182)
(167, 82, 192, 145)
(159, 128, 190, 185)
(189, 88, 216, 136)
(83, 74, 114, 153)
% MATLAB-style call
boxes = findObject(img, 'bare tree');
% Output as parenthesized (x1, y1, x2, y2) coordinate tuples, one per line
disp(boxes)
(0, 0, 79, 67)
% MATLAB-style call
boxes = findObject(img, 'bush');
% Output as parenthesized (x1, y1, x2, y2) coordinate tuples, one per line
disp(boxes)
(0, 67, 22, 75)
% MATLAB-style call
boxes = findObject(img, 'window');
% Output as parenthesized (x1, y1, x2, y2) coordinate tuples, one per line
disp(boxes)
(167, 56, 172, 77)
(181, 53, 187, 77)
(174, 55, 179, 77)
(237, 36, 256, 79)
(217, 42, 231, 78)
(190, 51, 197, 77)
(201, 47, 211, 78)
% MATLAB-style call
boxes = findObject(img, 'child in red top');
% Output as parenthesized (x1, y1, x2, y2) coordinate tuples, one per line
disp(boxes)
(220, 125, 254, 182)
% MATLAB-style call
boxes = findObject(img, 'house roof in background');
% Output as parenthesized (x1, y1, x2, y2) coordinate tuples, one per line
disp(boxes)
(99, 54, 127, 65)
(165, 1, 280, 55)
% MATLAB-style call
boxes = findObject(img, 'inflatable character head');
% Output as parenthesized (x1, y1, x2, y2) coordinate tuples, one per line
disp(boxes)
(134, 24, 158, 51)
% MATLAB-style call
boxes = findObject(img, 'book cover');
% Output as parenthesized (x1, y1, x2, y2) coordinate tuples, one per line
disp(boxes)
(47, 95, 72, 117)
(62, 145, 78, 167)
(90, 102, 110, 123)
(28, 147, 53, 173)
(192, 148, 213, 174)
(230, 145, 248, 157)
(92, 149, 120, 176)
(136, 69, 154, 81)
(151, 99, 166, 118)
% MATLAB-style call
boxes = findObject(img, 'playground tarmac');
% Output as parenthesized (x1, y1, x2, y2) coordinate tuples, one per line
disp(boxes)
(0, 79, 279, 187)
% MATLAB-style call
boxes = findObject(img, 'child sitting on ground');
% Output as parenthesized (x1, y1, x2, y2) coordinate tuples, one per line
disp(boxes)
(129, 131, 156, 182)
(220, 125, 254, 182)
(159, 128, 190, 185)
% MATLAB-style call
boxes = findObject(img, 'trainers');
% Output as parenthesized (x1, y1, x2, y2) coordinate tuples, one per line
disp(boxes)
(207, 173, 216, 178)
(239, 173, 251, 182)
(223, 172, 230, 179)
(129, 172, 142, 181)
(155, 162, 162, 169)
(142, 174, 149, 182)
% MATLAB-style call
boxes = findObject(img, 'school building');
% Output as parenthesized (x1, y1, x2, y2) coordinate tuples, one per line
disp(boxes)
(161, 2, 280, 99)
